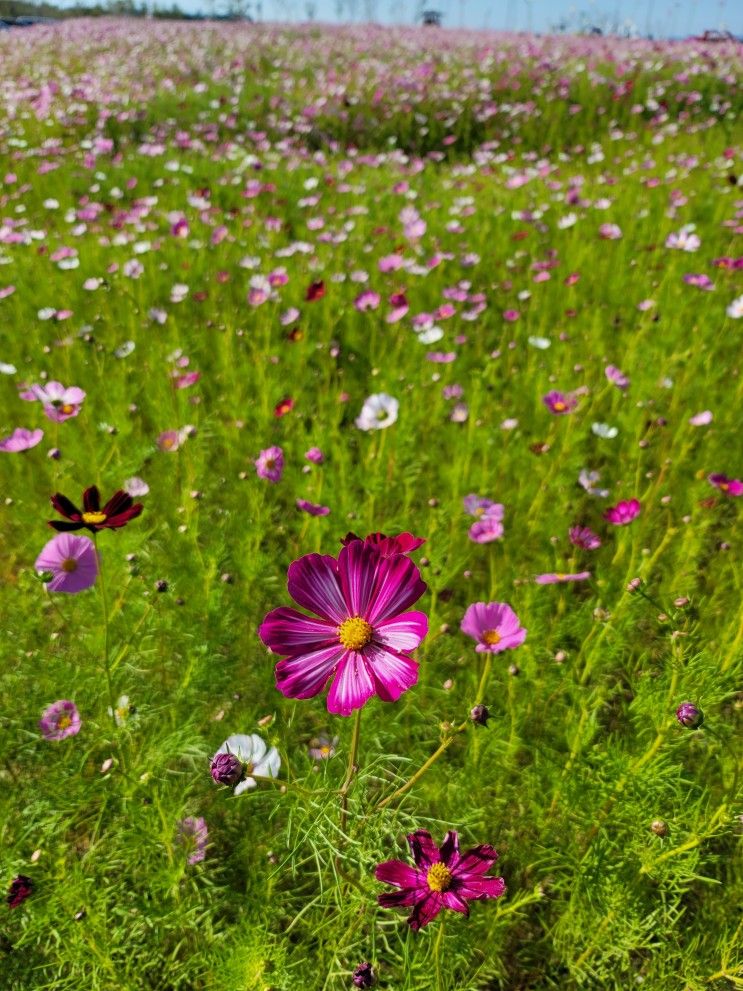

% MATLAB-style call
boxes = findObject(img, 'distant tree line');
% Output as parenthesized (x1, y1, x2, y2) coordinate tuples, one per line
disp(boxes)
(0, 0, 257, 21)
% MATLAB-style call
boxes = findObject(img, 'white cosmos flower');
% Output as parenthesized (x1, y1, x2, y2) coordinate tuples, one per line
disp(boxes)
(417, 326, 444, 345)
(124, 476, 149, 497)
(528, 336, 551, 349)
(726, 295, 743, 319)
(592, 422, 618, 439)
(355, 393, 399, 431)
(216, 734, 281, 795)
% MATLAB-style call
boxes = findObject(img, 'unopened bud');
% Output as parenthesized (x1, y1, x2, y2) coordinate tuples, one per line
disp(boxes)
(470, 704, 490, 726)
(650, 819, 669, 837)
(352, 962, 376, 988)
(676, 702, 704, 729)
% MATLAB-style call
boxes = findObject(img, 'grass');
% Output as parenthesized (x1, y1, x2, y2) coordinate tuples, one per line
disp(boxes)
(0, 19, 741, 991)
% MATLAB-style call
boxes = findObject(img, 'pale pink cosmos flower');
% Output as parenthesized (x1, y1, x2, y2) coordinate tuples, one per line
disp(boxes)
(0, 427, 44, 452)
(255, 446, 284, 483)
(605, 365, 630, 390)
(535, 571, 591, 584)
(468, 514, 504, 543)
(603, 499, 641, 525)
(354, 290, 380, 311)
(543, 391, 578, 415)
(305, 447, 324, 464)
(569, 526, 601, 550)
(20, 382, 86, 422)
(461, 602, 526, 653)
(39, 700, 81, 741)
(689, 411, 713, 426)
(35, 533, 98, 593)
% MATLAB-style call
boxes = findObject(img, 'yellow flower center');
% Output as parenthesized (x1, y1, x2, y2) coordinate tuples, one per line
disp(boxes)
(720, 482, 729, 492)
(82, 511, 107, 524)
(57, 715, 72, 730)
(320, 745, 331, 756)
(61, 558, 78, 573)
(338, 616, 373, 651)
(427, 862, 453, 893)
(61, 403, 75, 415)
(482, 629, 501, 646)
(553, 401, 566, 412)
(555, 573, 567, 581)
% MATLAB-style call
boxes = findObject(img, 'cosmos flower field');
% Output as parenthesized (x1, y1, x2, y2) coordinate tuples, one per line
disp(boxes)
(1, 18, 742, 991)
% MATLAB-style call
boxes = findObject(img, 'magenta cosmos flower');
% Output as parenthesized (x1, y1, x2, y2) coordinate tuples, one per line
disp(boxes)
(468, 512, 504, 543)
(603, 499, 641, 525)
(461, 602, 526, 653)
(535, 571, 591, 584)
(35, 533, 98, 593)
(375, 829, 505, 931)
(259, 541, 428, 716)
(569, 525, 601, 550)
(0, 427, 44, 452)
(39, 700, 81, 740)
(20, 381, 86, 422)
(341, 531, 425, 557)
(708, 473, 743, 497)
(543, 390, 578, 415)
(255, 445, 284, 483)
(296, 499, 330, 516)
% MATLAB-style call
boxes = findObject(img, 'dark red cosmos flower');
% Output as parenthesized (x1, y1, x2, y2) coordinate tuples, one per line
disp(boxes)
(341, 532, 425, 557)
(274, 396, 295, 417)
(375, 830, 505, 931)
(305, 280, 325, 302)
(49, 486, 143, 533)
(7, 875, 33, 909)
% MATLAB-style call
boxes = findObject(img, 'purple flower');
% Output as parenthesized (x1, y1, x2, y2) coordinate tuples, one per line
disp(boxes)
(461, 602, 526, 653)
(39, 700, 81, 741)
(468, 513, 504, 543)
(7, 875, 33, 909)
(35, 533, 98, 593)
(259, 542, 427, 716)
(543, 390, 578, 415)
(676, 702, 704, 729)
(603, 499, 641, 525)
(0, 427, 44, 453)
(255, 446, 284, 483)
(20, 381, 85, 422)
(605, 365, 630, 390)
(463, 494, 502, 519)
(305, 447, 324, 464)
(535, 571, 591, 584)
(352, 962, 376, 987)
(569, 526, 601, 550)
(177, 816, 208, 865)
(308, 734, 338, 761)
(375, 829, 505, 931)
(210, 751, 243, 786)
(157, 430, 182, 452)
(296, 499, 330, 516)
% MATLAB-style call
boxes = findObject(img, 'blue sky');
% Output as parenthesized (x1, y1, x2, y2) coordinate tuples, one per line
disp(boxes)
(264, 0, 740, 35)
(57, 0, 742, 37)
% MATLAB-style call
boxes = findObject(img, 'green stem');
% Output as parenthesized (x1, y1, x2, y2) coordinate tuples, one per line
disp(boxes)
(434, 919, 445, 991)
(94, 536, 118, 734)
(339, 706, 362, 835)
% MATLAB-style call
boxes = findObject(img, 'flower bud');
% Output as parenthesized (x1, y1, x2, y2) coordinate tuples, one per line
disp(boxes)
(626, 577, 643, 592)
(470, 704, 490, 726)
(650, 819, 669, 837)
(210, 752, 243, 786)
(7, 875, 33, 909)
(676, 702, 704, 729)
(352, 962, 376, 988)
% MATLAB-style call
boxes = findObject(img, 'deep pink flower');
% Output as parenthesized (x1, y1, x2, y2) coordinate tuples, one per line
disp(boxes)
(543, 391, 578, 415)
(603, 499, 641, 525)
(255, 446, 284, 483)
(305, 447, 324, 464)
(35, 533, 98, 593)
(375, 829, 505, 931)
(0, 427, 44, 452)
(708, 473, 743, 497)
(7, 875, 33, 909)
(535, 571, 591, 584)
(296, 499, 330, 516)
(259, 541, 428, 716)
(460, 602, 526, 653)
(341, 532, 425, 557)
(39, 700, 81, 740)
(354, 290, 380, 311)
(569, 525, 602, 550)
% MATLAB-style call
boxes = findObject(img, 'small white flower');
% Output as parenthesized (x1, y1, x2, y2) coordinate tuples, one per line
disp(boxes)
(726, 295, 743, 319)
(592, 422, 618, 439)
(579, 469, 609, 498)
(417, 326, 444, 345)
(114, 341, 136, 359)
(216, 734, 281, 795)
(108, 695, 134, 728)
(0, 361, 16, 375)
(689, 410, 713, 426)
(355, 393, 399, 431)
(124, 476, 149, 497)
(528, 336, 551, 349)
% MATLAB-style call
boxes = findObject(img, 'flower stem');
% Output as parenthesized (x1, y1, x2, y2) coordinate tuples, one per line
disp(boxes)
(339, 706, 362, 835)
(434, 919, 445, 991)
(94, 537, 120, 741)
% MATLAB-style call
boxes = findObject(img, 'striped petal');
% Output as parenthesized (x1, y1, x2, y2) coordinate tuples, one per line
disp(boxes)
(287, 553, 347, 623)
(260, 606, 338, 655)
(373, 611, 428, 651)
(326, 650, 376, 716)
(275, 644, 344, 700)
